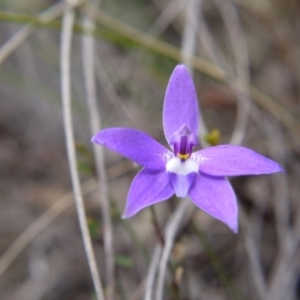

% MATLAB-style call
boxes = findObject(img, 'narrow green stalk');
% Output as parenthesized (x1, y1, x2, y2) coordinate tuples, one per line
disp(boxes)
(150, 206, 165, 246)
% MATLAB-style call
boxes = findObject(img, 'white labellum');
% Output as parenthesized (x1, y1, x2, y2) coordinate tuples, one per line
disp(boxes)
(166, 157, 198, 175)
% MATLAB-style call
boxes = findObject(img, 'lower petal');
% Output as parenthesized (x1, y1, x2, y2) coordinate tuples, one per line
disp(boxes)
(169, 172, 197, 198)
(122, 168, 174, 218)
(188, 174, 238, 233)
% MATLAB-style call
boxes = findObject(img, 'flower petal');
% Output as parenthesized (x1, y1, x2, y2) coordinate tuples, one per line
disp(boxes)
(194, 145, 283, 176)
(188, 173, 238, 233)
(122, 168, 174, 218)
(92, 128, 171, 170)
(169, 172, 197, 198)
(163, 65, 199, 146)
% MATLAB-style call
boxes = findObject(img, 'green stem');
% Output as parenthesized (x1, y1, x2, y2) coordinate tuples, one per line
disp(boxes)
(150, 206, 165, 246)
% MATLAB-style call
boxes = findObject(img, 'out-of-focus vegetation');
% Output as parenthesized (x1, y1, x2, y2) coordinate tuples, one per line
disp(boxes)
(0, 0, 299, 299)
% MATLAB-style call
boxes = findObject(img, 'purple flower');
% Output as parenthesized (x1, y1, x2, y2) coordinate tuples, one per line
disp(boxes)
(92, 65, 283, 233)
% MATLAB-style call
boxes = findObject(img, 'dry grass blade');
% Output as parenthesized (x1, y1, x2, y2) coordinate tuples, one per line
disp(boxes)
(144, 246, 162, 300)
(257, 117, 292, 300)
(0, 5, 298, 135)
(0, 179, 97, 278)
(82, 13, 115, 300)
(147, 0, 186, 36)
(94, 57, 137, 125)
(198, 0, 251, 145)
(81, 3, 225, 81)
(214, 0, 251, 145)
(0, 159, 135, 281)
(0, 0, 85, 67)
(180, 0, 200, 69)
(239, 207, 268, 299)
(197, 2, 267, 296)
(155, 200, 191, 300)
(80, 4, 300, 136)
(60, 2, 105, 299)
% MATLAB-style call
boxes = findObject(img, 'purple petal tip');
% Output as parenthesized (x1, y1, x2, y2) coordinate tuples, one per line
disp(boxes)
(174, 64, 188, 71)
(189, 174, 238, 234)
(231, 224, 238, 234)
(91, 134, 99, 144)
(224, 218, 238, 233)
(197, 145, 285, 177)
(91, 128, 168, 170)
(121, 213, 129, 219)
(163, 64, 199, 145)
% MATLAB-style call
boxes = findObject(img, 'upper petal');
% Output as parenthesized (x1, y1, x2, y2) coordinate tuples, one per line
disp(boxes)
(194, 145, 283, 176)
(122, 168, 174, 218)
(188, 173, 238, 233)
(92, 128, 171, 170)
(163, 65, 199, 146)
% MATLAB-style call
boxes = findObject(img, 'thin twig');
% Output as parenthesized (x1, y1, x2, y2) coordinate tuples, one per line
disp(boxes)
(180, 0, 200, 69)
(0, 2, 63, 65)
(239, 207, 268, 299)
(0, 160, 136, 280)
(254, 115, 292, 300)
(60, 2, 105, 299)
(0, 179, 97, 278)
(144, 200, 193, 300)
(0, 0, 85, 67)
(150, 207, 165, 246)
(147, 0, 186, 37)
(196, 6, 267, 295)
(266, 233, 297, 300)
(129, 279, 146, 300)
(264, 119, 290, 251)
(144, 246, 162, 300)
(202, 3, 264, 294)
(82, 14, 114, 300)
(198, 0, 251, 145)
(155, 200, 191, 300)
(81, 3, 225, 81)
(248, 109, 293, 300)
(0, 7, 298, 135)
(213, 0, 251, 145)
(94, 57, 137, 124)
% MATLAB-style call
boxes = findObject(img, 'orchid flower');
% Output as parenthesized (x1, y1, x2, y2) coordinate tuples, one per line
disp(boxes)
(92, 65, 283, 233)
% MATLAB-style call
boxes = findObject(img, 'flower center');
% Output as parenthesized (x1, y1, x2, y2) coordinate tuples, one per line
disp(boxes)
(170, 125, 198, 161)
(166, 124, 199, 175)
(166, 125, 199, 198)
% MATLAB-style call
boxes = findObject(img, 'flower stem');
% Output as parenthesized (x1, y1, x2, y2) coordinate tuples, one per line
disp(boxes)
(150, 206, 165, 246)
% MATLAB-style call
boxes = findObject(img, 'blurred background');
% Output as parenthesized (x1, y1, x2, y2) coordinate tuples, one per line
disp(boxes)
(0, 0, 299, 299)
